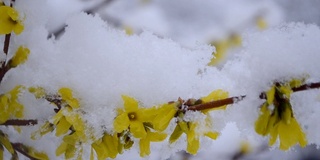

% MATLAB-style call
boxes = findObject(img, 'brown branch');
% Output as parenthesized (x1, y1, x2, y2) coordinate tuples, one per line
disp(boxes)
(3, 34, 11, 55)
(1, 119, 38, 126)
(292, 82, 320, 92)
(260, 82, 320, 99)
(11, 143, 38, 160)
(187, 95, 246, 111)
(187, 81, 320, 112)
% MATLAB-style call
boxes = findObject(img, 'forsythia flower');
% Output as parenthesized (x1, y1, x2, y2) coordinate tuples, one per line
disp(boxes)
(169, 121, 219, 155)
(9, 46, 30, 68)
(255, 79, 307, 150)
(139, 128, 167, 157)
(0, 85, 24, 124)
(208, 34, 242, 66)
(0, 6, 24, 35)
(91, 133, 120, 159)
(113, 95, 154, 138)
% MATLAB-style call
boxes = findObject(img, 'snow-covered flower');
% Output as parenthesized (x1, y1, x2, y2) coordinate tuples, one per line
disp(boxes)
(9, 46, 30, 68)
(255, 80, 307, 150)
(113, 95, 154, 138)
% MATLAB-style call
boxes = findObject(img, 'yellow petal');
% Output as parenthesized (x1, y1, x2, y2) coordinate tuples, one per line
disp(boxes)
(169, 124, 183, 144)
(201, 89, 229, 103)
(139, 106, 157, 122)
(139, 138, 150, 157)
(278, 120, 295, 150)
(9, 46, 30, 68)
(55, 116, 71, 136)
(289, 79, 303, 88)
(0, 6, 24, 35)
(278, 85, 292, 99)
(63, 133, 78, 145)
(278, 118, 307, 150)
(292, 119, 307, 147)
(153, 103, 177, 131)
(186, 131, 200, 155)
(29, 87, 46, 99)
(92, 142, 108, 160)
(0, 96, 10, 123)
(90, 147, 94, 160)
(130, 121, 147, 138)
(266, 111, 279, 135)
(58, 88, 80, 109)
(201, 90, 229, 113)
(281, 102, 292, 125)
(65, 144, 76, 159)
(56, 142, 68, 156)
(255, 103, 271, 135)
(31, 121, 54, 140)
(268, 122, 279, 146)
(208, 40, 228, 66)
(0, 132, 14, 154)
(122, 95, 138, 112)
(102, 133, 118, 158)
(204, 131, 219, 140)
(266, 86, 275, 105)
(65, 113, 85, 132)
(0, 145, 3, 160)
(113, 112, 130, 133)
(147, 131, 167, 142)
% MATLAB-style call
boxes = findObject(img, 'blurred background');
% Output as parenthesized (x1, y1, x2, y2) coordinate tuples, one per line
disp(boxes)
(44, 0, 320, 159)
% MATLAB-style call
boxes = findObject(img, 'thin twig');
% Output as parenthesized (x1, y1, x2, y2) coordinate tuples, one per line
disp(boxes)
(11, 143, 38, 160)
(187, 95, 246, 111)
(292, 82, 320, 92)
(1, 119, 38, 126)
(3, 34, 11, 55)
(260, 82, 320, 99)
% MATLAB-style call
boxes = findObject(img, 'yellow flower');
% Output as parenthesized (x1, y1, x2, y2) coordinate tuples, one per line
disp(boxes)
(113, 95, 152, 138)
(0, 85, 24, 124)
(0, 6, 24, 35)
(255, 79, 307, 150)
(139, 128, 167, 157)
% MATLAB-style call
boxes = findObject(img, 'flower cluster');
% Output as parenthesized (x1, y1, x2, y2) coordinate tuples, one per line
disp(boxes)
(0, 85, 24, 124)
(255, 79, 307, 150)
(100, 89, 229, 158)
(31, 87, 87, 159)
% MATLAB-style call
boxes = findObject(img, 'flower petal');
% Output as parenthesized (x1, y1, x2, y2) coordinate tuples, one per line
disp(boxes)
(139, 138, 150, 157)
(130, 121, 147, 138)
(113, 112, 130, 133)
(122, 95, 138, 112)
